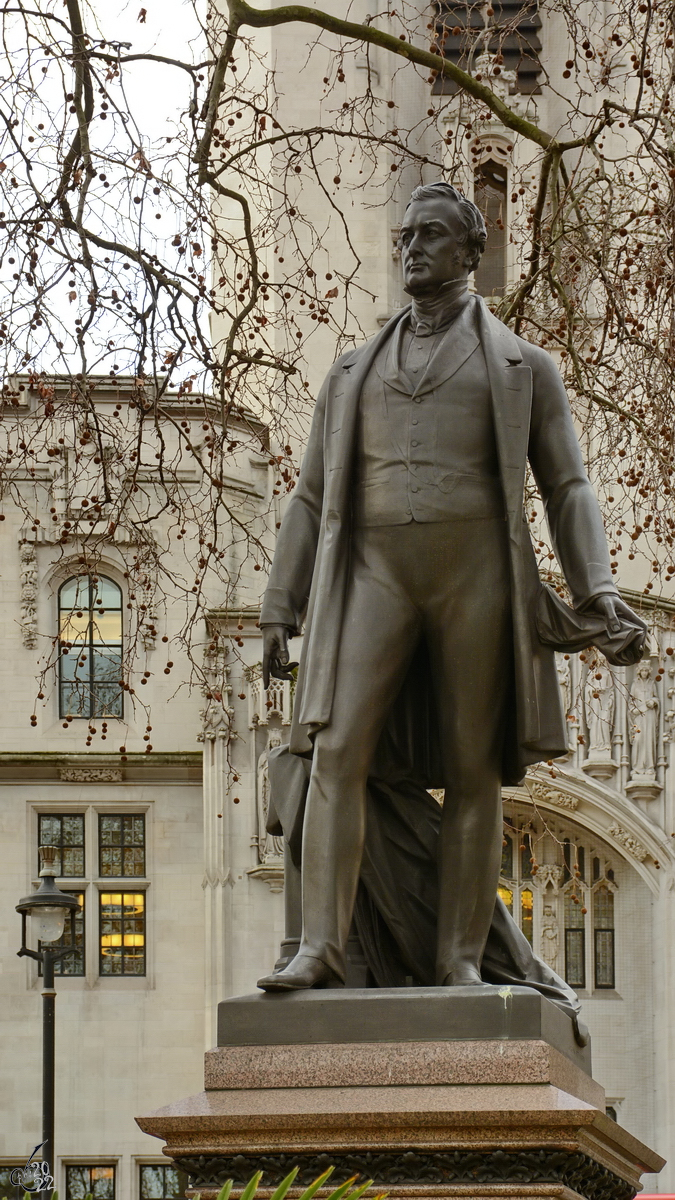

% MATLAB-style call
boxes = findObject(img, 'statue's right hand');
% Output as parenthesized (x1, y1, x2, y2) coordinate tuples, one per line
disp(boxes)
(261, 624, 297, 688)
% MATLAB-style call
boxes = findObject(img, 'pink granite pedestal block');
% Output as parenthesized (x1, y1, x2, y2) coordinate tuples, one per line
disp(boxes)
(137, 1039, 663, 1200)
(137, 990, 664, 1200)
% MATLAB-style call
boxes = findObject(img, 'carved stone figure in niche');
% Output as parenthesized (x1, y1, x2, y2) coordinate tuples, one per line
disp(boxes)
(584, 663, 615, 757)
(257, 732, 285, 863)
(540, 904, 559, 970)
(629, 662, 659, 777)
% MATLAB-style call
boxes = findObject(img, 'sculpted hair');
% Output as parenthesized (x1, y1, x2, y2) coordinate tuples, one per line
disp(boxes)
(407, 182, 487, 272)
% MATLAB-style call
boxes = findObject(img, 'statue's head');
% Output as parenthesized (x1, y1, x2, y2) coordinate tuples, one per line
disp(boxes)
(399, 181, 487, 296)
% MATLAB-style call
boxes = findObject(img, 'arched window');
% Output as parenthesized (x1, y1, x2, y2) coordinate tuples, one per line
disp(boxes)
(474, 159, 508, 298)
(59, 576, 123, 718)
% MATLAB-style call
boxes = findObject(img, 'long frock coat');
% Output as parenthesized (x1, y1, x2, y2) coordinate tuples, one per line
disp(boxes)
(261, 296, 618, 786)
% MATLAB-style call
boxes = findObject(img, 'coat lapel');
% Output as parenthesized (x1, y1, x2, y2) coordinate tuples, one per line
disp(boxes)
(323, 308, 409, 486)
(477, 298, 531, 544)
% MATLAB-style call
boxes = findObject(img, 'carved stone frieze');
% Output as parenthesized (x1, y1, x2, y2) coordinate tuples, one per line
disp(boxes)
(525, 778, 580, 811)
(173, 1149, 636, 1200)
(58, 767, 122, 783)
(608, 823, 648, 863)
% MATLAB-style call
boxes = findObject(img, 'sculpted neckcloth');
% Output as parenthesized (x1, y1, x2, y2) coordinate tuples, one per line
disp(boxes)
(406, 277, 471, 336)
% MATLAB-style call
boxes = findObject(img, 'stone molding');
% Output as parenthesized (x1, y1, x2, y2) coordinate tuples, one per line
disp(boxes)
(246, 863, 284, 893)
(173, 1149, 637, 1200)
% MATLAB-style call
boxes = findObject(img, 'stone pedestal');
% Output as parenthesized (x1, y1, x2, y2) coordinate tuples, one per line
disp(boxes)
(137, 987, 663, 1200)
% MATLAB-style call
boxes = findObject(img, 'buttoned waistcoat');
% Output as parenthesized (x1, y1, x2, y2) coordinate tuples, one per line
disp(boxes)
(354, 299, 502, 525)
(261, 295, 618, 784)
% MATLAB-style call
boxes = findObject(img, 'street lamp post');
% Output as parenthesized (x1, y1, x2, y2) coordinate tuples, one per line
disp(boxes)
(16, 846, 81, 1198)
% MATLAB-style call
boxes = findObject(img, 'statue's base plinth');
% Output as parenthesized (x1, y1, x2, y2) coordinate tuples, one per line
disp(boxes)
(136, 987, 663, 1200)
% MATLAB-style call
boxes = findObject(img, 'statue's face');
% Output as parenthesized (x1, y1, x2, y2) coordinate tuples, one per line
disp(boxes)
(399, 197, 470, 294)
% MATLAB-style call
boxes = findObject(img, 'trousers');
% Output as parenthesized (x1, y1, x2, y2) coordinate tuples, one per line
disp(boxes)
(297, 517, 512, 982)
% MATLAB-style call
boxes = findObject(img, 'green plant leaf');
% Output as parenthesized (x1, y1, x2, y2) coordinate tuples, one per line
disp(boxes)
(297, 1168, 335, 1200)
(239, 1170, 264, 1200)
(269, 1167, 299, 1200)
(341, 1180, 376, 1200)
(228, 1165, 386, 1200)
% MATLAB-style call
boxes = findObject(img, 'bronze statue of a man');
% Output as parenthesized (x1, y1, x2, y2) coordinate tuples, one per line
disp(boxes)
(257, 182, 645, 993)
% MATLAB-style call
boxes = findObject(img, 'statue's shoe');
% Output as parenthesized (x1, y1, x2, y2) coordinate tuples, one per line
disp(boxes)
(440, 966, 483, 987)
(257, 954, 343, 991)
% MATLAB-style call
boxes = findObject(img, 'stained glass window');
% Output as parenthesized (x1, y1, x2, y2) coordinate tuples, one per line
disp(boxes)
(100, 892, 146, 975)
(564, 891, 586, 989)
(99, 814, 145, 877)
(594, 886, 615, 989)
(65, 1165, 115, 1199)
(59, 576, 123, 719)
(38, 813, 85, 876)
(140, 1165, 188, 1199)
(498, 885, 513, 914)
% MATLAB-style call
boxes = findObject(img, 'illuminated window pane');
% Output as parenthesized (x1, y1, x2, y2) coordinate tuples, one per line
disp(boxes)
(498, 885, 513, 914)
(59, 576, 123, 719)
(99, 814, 145, 877)
(594, 886, 615, 989)
(501, 832, 513, 878)
(100, 891, 146, 976)
(521, 888, 533, 945)
(66, 1165, 115, 1200)
(140, 1165, 188, 1199)
(39, 891, 85, 976)
(38, 813, 85, 876)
